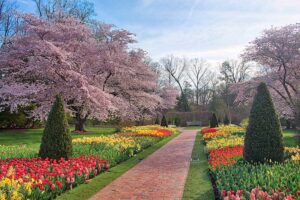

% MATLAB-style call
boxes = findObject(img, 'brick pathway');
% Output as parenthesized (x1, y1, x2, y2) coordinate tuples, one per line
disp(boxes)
(90, 129, 197, 200)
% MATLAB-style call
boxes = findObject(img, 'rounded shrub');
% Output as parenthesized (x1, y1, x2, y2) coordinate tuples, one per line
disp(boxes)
(244, 82, 284, 163)
(39, 95, 72, 159)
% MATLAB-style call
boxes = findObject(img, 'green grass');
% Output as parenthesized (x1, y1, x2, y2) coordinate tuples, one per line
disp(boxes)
(282, 129, 299, 147)
(183, 131, 214, 200)
(0, 127, 117, 148)
(56, 132, 180, 200)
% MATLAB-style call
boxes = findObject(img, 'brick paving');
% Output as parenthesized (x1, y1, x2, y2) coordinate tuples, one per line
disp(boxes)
(89, 129, 197, 200)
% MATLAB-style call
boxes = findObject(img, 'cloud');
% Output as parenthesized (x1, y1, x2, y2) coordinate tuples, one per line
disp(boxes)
(126, 0, 300, 63)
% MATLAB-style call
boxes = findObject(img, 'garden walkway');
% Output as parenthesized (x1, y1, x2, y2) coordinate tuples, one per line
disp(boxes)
(90, 129, 197, 200)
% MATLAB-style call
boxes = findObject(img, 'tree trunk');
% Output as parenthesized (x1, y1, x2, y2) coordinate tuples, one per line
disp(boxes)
(75, 114, 86, 132)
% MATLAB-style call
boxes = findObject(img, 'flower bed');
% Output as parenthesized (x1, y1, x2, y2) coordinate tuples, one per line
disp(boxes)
(202, 125, 245, 140)
(215, 161, 300, 199)
(208, 146, 243, 170)
(200, 125, 300, 200)
(0, 125, 177, 199)
(0, 156, 109, 200)
(122, 125, 176, 137)
(206, 136, 244, 150)
(73, 135, 139, 150)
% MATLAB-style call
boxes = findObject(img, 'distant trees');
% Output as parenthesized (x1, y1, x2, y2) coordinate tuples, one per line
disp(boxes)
(0, 0, 20, 46)
(187, 58, 212, 105)
(160, 55, 215, 111)
(32, 0, 95, 22)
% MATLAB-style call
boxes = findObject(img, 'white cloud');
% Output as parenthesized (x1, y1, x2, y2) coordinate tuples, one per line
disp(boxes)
(127, 0, 300, 63)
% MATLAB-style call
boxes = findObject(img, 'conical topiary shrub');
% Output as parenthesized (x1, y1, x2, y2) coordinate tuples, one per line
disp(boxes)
(154, 116, 160, 125)
(39, 95, 72, 159)
(161, 115, 168, 127)
(244, 82, 284, 163)
(224, 114, 230, 125)
(210, 113, 219, 128)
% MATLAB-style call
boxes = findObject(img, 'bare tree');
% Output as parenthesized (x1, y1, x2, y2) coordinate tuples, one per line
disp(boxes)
(187, 58, 212, 105)
(160, 55, 187, 94)
(219, 59, 251, 84)
(0, 0, 19, 46)
(32, 0, 95, 22)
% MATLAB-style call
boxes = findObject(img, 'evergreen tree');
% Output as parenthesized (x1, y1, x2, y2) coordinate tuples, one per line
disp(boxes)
(175, 94, 191, 112)
(224, 114, 230, 125)
(174, 116, 181, 126)
(244, 83, 284, 163)
(154, 116, 160, 125)
(210, 113, 219, 128)
(39, 95, 72, 159)
(161, 115, 168, 127)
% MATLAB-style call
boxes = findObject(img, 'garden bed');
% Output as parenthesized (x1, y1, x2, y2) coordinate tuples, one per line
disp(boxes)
(0, 125, 177, 200)
(200, 125, 300, 200)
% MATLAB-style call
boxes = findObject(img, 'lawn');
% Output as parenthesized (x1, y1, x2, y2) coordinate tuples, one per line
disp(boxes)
(0, 127, 117, 148)
(183, 132, 214, 200)
(282, 129, 299, 147)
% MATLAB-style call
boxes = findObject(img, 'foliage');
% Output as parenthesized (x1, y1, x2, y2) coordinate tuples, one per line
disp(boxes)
(0, 145, 37, 159)
(154, 116, 160, 125)
(39, 95, 72, 159)
(201, 120, 299, 200)
(224, 114, 230, 125)
(210, 113, 219, 128)
(176, 94, 191, 112)
(244, 83, 284, 163)
(161, 115, 168, 127)
(0, 106, 43, 129)
(240, 118, 249, 129)
(174, 116, 181, 126)
(73, 137, 159, 166)
(214, 161, 300, 198)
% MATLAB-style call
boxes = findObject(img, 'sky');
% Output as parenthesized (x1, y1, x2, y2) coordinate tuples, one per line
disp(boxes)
(17, 0, 300, 63)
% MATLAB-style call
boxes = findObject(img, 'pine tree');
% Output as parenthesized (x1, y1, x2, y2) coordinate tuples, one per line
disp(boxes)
(175, 94, 190, 112)
(224, 114, 230, 125)
(210, 113, 219, 128)
(244, 82, 284, 163)
(161, 115, 168, 127)
(39, 95, 72, 159)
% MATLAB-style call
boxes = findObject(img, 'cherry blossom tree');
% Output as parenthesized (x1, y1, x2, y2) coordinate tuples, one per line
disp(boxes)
(231, 23, 300, 120)
(0, 14, 166, 130)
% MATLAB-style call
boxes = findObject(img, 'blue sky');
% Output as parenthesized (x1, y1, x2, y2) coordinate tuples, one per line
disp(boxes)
(17, 0, 300, 63)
